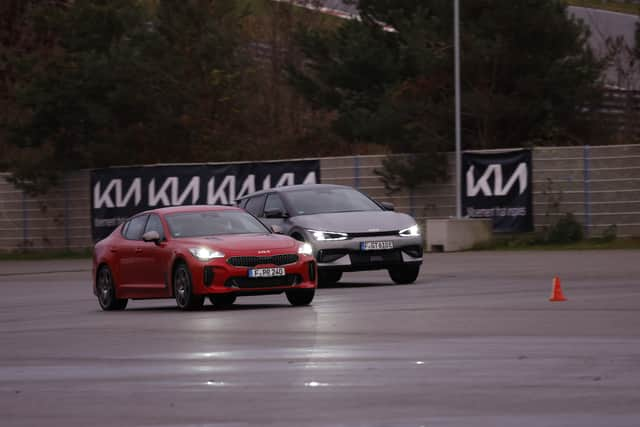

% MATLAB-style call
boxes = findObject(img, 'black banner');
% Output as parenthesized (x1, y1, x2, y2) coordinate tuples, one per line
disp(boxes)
(90, 160, 320, 241)
(462, 150, 533, 232)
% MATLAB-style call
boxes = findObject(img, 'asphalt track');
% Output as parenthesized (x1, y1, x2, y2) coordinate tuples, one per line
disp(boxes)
(1, 250, 639, 427)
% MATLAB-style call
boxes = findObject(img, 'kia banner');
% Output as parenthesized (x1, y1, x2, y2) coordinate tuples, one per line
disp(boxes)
(462, 150, 533, 232)
(90, 160, 320, 241)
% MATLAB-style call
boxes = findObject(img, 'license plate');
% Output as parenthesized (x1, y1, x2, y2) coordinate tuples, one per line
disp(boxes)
(248, 267, 286, 278)
(360, 241, 394, 251)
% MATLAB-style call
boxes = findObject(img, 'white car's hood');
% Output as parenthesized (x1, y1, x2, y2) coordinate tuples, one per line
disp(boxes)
(291, 211, 416, 233)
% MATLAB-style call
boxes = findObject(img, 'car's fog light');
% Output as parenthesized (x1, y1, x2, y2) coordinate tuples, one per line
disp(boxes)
(203, 267, 214, 286)
(308, 261, 316, 282)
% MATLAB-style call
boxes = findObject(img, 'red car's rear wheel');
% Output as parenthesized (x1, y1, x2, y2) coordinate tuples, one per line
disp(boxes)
(96, 265, 128, 311)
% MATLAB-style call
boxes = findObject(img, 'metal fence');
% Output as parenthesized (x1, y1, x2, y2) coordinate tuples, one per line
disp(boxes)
(1, 144, 639, 251)
(321, 144, 640, 239)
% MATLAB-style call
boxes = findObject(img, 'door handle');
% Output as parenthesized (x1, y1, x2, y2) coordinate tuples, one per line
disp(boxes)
(135, 248, 143, 253)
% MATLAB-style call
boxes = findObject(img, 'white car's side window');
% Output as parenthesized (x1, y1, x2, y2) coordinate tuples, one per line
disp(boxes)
(264, 194, 286, 217)
(245, 195, 266, 217)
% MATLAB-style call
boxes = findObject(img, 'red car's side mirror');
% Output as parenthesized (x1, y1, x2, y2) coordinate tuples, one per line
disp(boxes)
(142, 230, 161, 244)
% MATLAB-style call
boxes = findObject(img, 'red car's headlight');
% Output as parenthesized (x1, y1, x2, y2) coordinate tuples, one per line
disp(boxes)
(189, 247, 225, 261)
(298, 243, 313, 256)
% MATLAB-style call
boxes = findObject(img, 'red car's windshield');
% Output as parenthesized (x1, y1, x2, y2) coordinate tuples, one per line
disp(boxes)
(165, 210, 269, 238)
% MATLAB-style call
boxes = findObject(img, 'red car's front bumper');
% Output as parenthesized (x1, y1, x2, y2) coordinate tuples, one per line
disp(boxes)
(187, 256, 317, 295)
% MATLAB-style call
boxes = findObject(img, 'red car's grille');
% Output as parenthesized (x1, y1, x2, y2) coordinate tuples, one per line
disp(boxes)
(227, 254, 299, 267)
(225, 274, 301, 288)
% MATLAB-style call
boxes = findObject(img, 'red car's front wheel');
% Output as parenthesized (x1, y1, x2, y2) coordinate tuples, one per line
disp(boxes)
(173, 263, 204, 311)
(286, 288, 315, 306)
(209, 294, 237, 307)
(96, 265, 128, 311)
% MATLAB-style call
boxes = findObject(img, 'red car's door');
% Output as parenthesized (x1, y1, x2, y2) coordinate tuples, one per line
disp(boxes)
(136, 214, 172, 295)
(118, 214, 149, 289)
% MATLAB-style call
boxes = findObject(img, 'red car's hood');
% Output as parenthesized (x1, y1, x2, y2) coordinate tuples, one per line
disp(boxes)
(174, 233, 299, 255)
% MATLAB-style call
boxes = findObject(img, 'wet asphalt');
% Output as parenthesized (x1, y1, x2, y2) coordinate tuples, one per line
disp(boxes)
(1, 250, 639, 427)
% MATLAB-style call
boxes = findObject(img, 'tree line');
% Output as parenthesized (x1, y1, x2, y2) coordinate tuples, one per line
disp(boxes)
(1, 0, 636, 193)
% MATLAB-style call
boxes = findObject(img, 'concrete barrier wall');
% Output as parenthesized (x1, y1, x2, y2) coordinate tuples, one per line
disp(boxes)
(1, 144, 638, 251)
(0, 171, 92, 251)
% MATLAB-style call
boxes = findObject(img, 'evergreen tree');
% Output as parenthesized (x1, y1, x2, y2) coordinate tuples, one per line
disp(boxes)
(7, 0, 248, 193)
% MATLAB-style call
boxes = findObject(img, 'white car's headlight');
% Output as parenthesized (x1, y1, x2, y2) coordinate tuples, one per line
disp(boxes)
(298, 242, 313, 255)
(399, 224, 420, 237)
(308, 229, 348, 241)
(189, 247, 225, 261)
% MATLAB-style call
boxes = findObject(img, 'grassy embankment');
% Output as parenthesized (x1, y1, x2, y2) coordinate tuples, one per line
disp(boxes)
(568, 0, 640, 14)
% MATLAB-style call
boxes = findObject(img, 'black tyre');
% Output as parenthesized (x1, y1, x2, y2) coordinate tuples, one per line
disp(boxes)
(388, 265, 420, 284)
(208, 294, 237, 307)
(286, 289, 315, 306)
(173, 263, 204, 311)
(96, 265, 128, 311)
(318, 270, 342, 286)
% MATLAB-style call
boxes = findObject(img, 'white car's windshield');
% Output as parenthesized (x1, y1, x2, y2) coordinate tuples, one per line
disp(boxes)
(285, 188, 382, 215)
(166, 211, 269, 238)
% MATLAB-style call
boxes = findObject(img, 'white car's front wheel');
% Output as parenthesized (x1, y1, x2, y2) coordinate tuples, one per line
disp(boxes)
(318, 270, 342, 286)
(388, 265, 420, 284)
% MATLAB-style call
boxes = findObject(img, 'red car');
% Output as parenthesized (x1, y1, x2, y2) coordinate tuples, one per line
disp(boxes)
(93, 205, 317, 311)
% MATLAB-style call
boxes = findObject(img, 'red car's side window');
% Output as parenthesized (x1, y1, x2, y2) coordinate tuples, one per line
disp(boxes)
(124, 215, 149, 240)
(144, 214, 165, 240)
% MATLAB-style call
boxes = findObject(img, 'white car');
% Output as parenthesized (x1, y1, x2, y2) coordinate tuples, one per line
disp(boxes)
(237, 184, 423, 285)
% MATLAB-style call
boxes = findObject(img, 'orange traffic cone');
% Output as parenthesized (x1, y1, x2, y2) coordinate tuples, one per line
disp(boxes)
(549, 276, 567, 302)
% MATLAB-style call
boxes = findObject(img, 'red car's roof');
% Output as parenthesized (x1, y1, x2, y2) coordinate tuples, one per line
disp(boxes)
(144, 205, 241, 216)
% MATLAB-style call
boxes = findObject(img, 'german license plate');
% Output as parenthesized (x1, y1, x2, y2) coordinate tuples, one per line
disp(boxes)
(248, 267, 285, 278)
(360, 241, 394, 251)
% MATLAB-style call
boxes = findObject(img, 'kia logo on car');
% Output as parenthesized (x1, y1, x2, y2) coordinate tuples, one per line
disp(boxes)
(258, 250, 271, 254)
